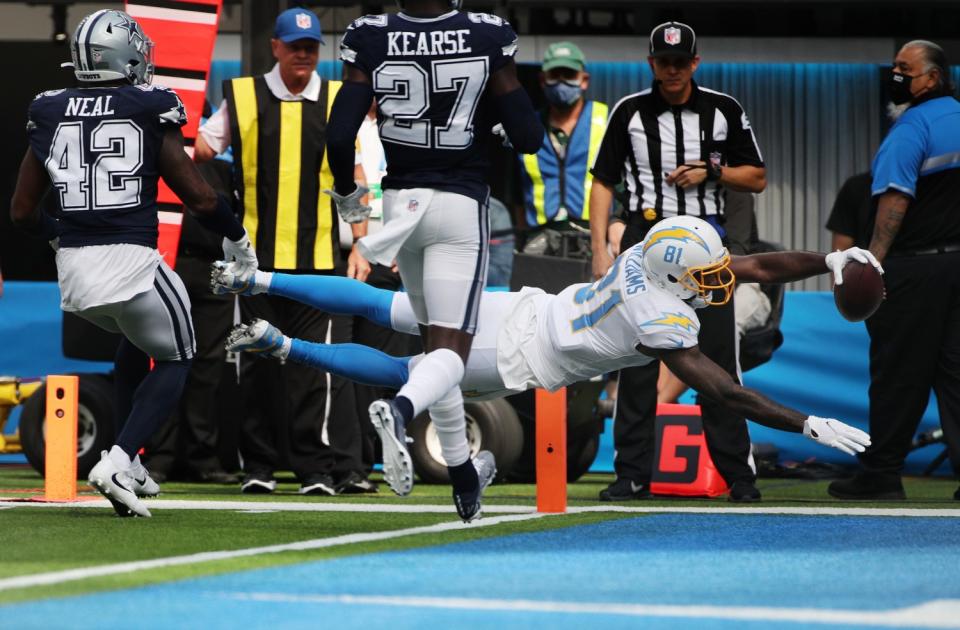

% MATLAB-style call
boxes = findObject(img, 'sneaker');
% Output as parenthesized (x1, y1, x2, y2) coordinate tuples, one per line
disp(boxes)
(453, 450, 497, 523)
(599, 478, 651, 502)
(827, 472, 906, 500)
(728, 480, 762, 503)
(129, 457, 160, 498)
(299, 474, 337, 496)
(369, 399, 414, 497)
(226, 319, 289, 359)
(336, 471, 379, 494)
(88, 451, 152, 517)
(209, 260, 261, 295)
(241, 471, 277, 494)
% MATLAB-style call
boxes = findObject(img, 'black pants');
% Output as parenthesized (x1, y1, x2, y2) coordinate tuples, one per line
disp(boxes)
(348, 263, 422, 472)
(611, 222, 754, 486)
(862, 251, 960, 478)
(145, 254, 237, 476)
(239, 277, 361, 481)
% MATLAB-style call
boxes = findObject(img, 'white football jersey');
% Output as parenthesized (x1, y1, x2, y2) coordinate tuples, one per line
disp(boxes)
(500, 243, 701, 391)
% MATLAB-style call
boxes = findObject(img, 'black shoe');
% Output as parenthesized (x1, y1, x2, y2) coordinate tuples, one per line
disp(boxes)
(955, 486, 960, 501)
(599, 478, 651, 501)
(241, 471, 276, 494)
(336, 471, 378, 494)
(728, 481, 762, 503)
(827, 472, 906, 500)
(194, 469, 241, 485)
(148, 470, 167, 484)
(299, 474, 337, 496)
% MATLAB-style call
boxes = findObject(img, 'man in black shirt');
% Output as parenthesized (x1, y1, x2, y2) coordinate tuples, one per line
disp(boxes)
(826, 172, 874, 251)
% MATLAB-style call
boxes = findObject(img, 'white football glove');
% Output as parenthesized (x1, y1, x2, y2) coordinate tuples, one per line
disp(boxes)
(803, 416, 871, 456)
(491, 123, 513, 149)
(222, 231, 258, 273)
(825, 247, 884, 285)
(323, 183, 371, 224)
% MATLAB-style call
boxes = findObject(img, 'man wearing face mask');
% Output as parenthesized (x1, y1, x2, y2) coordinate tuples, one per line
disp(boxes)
(828, 40, 960, 501)
(515, 42, 608, 242)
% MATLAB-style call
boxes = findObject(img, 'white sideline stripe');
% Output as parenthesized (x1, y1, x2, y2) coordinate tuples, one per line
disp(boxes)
(0, 512, 546, 593)
(125, 4, 218, 25)
(1, 499, 958, 518)
(152, 75, 207, 93)
(215, 593, 960, 628)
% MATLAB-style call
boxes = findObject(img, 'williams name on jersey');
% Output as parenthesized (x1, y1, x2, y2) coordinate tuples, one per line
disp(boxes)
(27, 84, 186, 248)
(340, 11, 518, 203)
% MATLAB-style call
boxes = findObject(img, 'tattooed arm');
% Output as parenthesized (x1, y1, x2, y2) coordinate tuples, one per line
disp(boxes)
(869, 191, 911, 263)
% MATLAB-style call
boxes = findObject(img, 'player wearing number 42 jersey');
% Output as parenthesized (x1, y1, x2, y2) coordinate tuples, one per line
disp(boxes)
(217, 216, 879, 503)
(10, 10, 256, 518)
(324, 0, 544, 522)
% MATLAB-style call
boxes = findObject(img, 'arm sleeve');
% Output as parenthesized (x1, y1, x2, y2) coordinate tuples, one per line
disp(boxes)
(198, 100, 230, 154)
(590, 100, 632, 186)
(493, 87, 544, 154)
(326, 80, 375, 195)
(720, 98, 764, 167)
(871, 121, 926, 198)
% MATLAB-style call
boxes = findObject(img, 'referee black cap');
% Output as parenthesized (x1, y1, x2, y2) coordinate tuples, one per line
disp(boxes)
(649, 21, 697, 59)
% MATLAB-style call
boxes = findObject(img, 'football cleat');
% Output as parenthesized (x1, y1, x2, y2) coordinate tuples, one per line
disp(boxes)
(454, 450, 497, 523)
(209, 260, 262, 295)
(225, 319, 290, 359)
(88, 451, 152, 518)
(369, 399, 414, 497)
(129, 456, 160, 498)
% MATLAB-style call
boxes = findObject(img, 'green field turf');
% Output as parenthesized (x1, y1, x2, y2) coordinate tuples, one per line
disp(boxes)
(1, 463, 957, 607)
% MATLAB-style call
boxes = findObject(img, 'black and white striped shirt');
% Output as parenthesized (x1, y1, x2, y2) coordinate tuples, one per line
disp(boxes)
(591, 80, 763, 220)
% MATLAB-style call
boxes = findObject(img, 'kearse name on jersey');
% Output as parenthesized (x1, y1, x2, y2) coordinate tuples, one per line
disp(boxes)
(64, 95, 116, 117)
(387, 29, 472, 56)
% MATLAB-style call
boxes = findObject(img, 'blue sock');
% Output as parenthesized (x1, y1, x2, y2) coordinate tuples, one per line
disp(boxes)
(394, 396, 415, 425)
(270, 274, 394, 328)
(288, 340, 411, 389)
(115, 360, 191, 459)
(113, 339, 151, 438)
(448, 459, 479, 496)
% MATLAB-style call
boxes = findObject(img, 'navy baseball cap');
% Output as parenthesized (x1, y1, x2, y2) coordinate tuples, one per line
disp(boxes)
(274, 8, 324, 44)
(649, 21, 696, 59)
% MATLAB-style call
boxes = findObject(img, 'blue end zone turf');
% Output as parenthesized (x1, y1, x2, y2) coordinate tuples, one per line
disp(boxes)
(6, 514, 959, 628)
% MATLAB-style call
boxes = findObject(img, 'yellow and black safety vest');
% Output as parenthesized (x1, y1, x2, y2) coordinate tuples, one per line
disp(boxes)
(224, 76, 341, 271)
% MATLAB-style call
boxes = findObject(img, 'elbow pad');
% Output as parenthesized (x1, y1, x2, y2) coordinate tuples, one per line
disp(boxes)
(327, 80, 374, 194)
(494, 88, 545, 154)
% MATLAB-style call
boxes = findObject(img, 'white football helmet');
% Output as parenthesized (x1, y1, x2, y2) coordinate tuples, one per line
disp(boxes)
(641, 215, 734, 306)
(69, 10, 154, 85)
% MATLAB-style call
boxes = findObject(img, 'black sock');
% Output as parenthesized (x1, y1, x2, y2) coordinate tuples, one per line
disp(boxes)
(448, 459, 479, 496)
(394, 395, 414, 425)
(113, 339, 151, 438)
(116, 360, 192, 458)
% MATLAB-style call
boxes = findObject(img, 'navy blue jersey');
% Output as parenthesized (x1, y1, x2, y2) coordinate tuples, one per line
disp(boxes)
(340, 10, 518, 203)
(27, 84, 186, 248)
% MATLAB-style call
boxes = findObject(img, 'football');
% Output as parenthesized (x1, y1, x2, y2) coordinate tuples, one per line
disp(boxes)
(834, 261, 884, 322)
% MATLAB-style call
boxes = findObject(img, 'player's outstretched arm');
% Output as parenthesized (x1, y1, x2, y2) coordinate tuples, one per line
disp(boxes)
(489, 59, 544, 154)
(658, 345, 870, 455)
(731, 247, 882, 285)
(327, 65, 373, 196)
(10, 149, 58, 241)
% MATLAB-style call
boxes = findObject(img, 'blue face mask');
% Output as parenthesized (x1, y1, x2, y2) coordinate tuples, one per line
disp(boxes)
(544, 80, 583, 108)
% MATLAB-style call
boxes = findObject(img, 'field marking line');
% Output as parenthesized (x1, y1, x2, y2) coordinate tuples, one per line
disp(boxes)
(217, 593, 960, 628)
(1, 499, 959, 518)
(0, 512, 547, 593)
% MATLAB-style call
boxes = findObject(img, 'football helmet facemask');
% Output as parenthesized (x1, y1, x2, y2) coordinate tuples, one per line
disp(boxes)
(641, 215, 734, 306)
(69, 10, 154, 85)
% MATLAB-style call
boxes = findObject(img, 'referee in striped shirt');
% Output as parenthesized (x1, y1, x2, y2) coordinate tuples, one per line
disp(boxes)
(589, 21, 767, 502)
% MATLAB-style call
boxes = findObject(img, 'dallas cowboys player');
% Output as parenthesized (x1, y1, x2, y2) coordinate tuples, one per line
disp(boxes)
(324, 0, 544, 520)
(217, 216, 877, 513)
(10, 10, 256, 517)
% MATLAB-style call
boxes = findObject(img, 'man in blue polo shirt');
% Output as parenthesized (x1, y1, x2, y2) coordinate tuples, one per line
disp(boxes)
(516, 42, 608, 237)
(829, 40, 960, 501)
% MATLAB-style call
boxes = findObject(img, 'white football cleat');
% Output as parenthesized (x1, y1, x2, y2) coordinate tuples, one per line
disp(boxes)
(225, 319, 290, 359)
(129, 456, 160, 497)
(209, 260, 263, 295)
(454, 450, 497, 523)
(369, 399, 414, 497)
(88, 451, 152, 518)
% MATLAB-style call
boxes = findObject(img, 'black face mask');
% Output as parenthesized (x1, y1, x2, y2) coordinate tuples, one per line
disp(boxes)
(889, 69, 919, 105)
